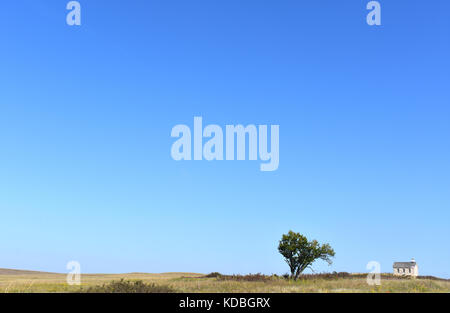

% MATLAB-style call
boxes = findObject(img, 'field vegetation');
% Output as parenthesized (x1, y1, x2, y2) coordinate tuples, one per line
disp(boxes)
(0, 269, 448, 293)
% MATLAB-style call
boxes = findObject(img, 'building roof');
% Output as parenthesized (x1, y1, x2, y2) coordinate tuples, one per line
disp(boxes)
(393, 262, 416, 268)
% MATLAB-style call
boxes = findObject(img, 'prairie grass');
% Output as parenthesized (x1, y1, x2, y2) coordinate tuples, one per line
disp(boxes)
(0, 271, 448, 293)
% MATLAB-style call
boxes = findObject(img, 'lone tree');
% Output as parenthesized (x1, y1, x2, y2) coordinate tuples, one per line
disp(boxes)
(278, 231, 335, 280)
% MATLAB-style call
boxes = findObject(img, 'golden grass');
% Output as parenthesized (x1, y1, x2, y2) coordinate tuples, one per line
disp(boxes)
(0, 272, 448, 293)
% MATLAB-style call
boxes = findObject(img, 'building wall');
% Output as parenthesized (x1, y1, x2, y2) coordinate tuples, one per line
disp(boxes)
(393, 266, 419, 277)
(413, 264, 419, 276)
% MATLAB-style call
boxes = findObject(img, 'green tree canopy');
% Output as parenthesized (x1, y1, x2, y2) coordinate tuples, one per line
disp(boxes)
(278, 231, 335, 280)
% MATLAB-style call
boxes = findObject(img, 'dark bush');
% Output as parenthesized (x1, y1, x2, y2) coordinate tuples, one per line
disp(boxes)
(417, 275, 449, 281)
(296, 272, 358, 280)
(205, 272, 223, 278)
(205, 272, 450, 282)
(215, 273, 274, 282)
(84, 279, 175, 293)
(207, 272, 358, 282)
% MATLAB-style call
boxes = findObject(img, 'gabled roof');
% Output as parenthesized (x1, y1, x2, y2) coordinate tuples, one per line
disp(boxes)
(393, 262, 416, 268)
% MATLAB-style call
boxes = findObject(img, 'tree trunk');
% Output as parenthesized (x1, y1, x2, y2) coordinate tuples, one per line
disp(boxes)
(290, 266, 296, 279)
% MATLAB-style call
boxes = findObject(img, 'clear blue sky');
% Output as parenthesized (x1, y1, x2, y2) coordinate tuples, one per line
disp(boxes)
(1, 1, 449, 277)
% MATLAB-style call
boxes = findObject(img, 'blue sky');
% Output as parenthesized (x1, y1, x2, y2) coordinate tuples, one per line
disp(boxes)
(0, 1, 449, 277)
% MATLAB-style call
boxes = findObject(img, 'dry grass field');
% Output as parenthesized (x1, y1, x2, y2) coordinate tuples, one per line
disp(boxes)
(0, 269, 448, 293)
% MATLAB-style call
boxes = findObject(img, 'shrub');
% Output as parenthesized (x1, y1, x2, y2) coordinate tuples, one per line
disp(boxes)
(216, 273, 274, 282)
(297, 272, 355, 280)
(205, 272, 223, 278)
(84, 279, 175, 293)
